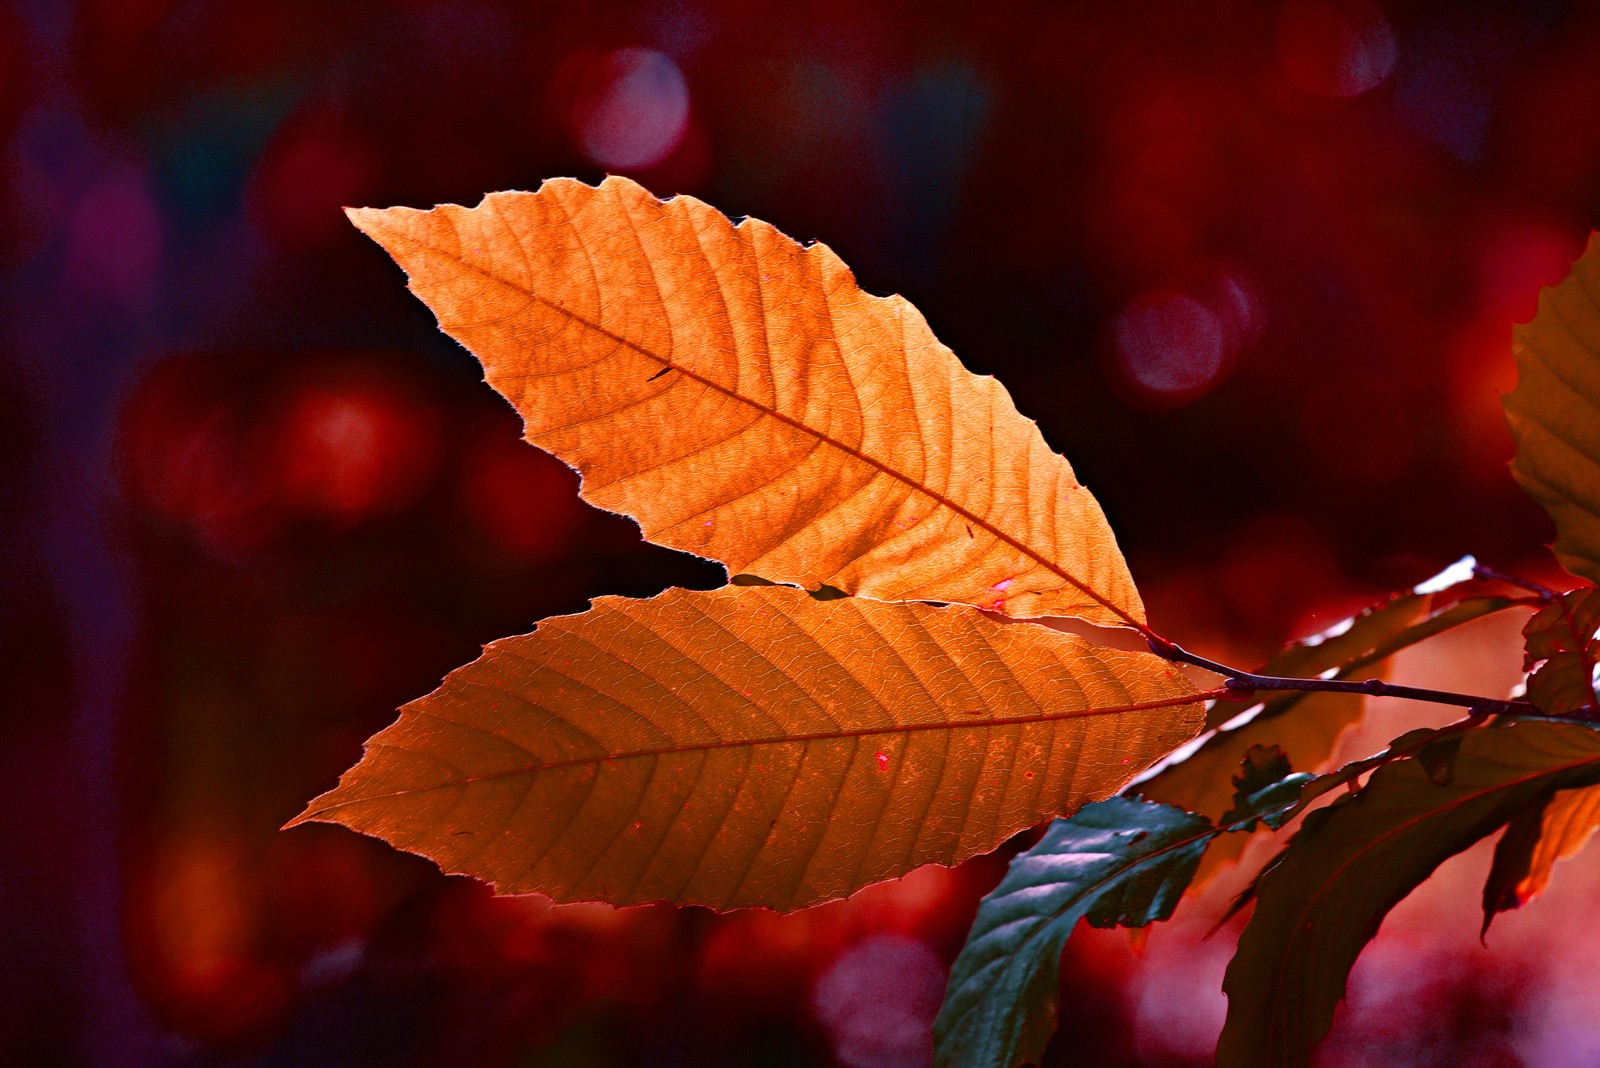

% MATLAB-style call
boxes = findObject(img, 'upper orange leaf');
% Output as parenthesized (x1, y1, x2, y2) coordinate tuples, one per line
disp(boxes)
(289, 585, 1201, 911)
(1506, 232, 1600, 585)
(347, 176, 1144, 627)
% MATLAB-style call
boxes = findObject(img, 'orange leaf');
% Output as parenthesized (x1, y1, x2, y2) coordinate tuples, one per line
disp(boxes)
(1505, 231, 1600, 584)
(1485, 780, 1600, 930)
(288, 585, 1201, 911)
(346, 177, 1143, 627)
(1518, 783, 1600, 902)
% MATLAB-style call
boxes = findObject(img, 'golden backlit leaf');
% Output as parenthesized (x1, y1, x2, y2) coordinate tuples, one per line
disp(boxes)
(1506, 232, 1600, 584)
(289, 585, 1201, 911)
(1485, 782, 1600, 923)
(347, 177, 1143, 627)
(1519, 784, 1600, 899)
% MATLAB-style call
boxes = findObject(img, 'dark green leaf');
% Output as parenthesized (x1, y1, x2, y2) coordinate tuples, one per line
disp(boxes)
(1224, 746, 1314, 831)
(1229, 745, 1294, 800)
(1217, 720, 1600, 1068)
(936, 756, 1310, 1068)
(933, 797, 1215, 1068)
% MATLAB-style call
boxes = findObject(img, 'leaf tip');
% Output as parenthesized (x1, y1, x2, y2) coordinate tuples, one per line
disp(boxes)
(344, 204, 391, 237)
(281, 791, 346, 832)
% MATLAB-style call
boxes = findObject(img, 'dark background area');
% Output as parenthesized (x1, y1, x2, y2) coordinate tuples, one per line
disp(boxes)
(5, 0, 1600, 1065)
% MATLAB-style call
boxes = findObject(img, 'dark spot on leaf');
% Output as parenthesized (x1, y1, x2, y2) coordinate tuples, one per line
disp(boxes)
(1418, 736, 1465, 785)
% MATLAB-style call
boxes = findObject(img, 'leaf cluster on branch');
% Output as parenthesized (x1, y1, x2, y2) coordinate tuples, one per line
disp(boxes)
(287, 175, 1600, 1067)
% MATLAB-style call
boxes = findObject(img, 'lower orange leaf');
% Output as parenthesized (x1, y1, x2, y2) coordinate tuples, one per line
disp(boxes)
(1524, 784, 1600, 899)
(288, 585, 1203, 911)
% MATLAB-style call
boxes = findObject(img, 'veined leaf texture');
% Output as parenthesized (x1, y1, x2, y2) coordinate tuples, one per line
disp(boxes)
(935, 797, 1216, 1068)
(1521, 586, 1600, 716)
(1506, 232, 1600, 586)
(347, 176, 1144, 627)
(1218, 720, 1600, 1068)
(1501, 783, 1600, 906)
(290, 586, 1201, 911)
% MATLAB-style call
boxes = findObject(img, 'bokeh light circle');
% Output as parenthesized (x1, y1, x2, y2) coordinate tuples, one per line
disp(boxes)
(1110, 291, 1227, 405)
(1275, 0, 1398, 99)
(569, 48, 690, 170)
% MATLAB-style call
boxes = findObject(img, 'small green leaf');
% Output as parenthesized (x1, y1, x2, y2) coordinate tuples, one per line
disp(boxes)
(1223, 746, 1314, 831)
(1522, 586, 1600, 716)
(933, 797, 1215, 1068)
(1217, 720, 1600, 1068)
(1229, 744, 1294, 799)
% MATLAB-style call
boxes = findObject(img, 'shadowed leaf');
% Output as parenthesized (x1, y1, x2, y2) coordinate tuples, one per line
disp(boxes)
(347, 177, 1143, 626)
(289, 585, 1201, 911)
(1482, 781, 1600, 932)
(1522, 586, 1600, 716)
(1217, 720, 1600, 1068)
(1481, 798, 1552, 935)
(1131, 562, 1514, 890)
(1505, 231, 1600, 584)
(1222, 746, 1308, 830)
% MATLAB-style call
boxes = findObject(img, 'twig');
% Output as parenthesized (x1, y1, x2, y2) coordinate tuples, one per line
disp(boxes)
(1146, 638, 1537, 718)
(1471, 563, 1558, 602)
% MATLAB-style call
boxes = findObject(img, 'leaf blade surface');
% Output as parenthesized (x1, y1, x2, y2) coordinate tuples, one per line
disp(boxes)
(290, 585, 1200, 911)
(1522, 586, 1600, 715)
(1217, 720, 1600, 1068)
(933, 796, 1216, 1068)
(1506, 232, 1600, 583)
(347, 177, 1142, 625)
(935, 764, 1306, 1068)
(1483, 781, 1600, 928)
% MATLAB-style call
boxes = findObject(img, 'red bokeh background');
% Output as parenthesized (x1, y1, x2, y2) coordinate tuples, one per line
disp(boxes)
(6, 1, 1600, 1064)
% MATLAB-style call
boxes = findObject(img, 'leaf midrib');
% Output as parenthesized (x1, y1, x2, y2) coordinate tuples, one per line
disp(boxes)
(360, 210, 1142, 631)
(293, 690, 1210, 820)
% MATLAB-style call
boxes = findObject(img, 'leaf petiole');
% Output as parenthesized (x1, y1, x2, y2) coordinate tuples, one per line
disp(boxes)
(1150, 640, 1536, 718)
(1470, 562, 1558, 602)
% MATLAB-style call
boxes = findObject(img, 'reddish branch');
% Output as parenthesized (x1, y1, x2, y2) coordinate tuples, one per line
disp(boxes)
(1144, 562, 1561, 718)
(1146, 638, 1537, 719)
